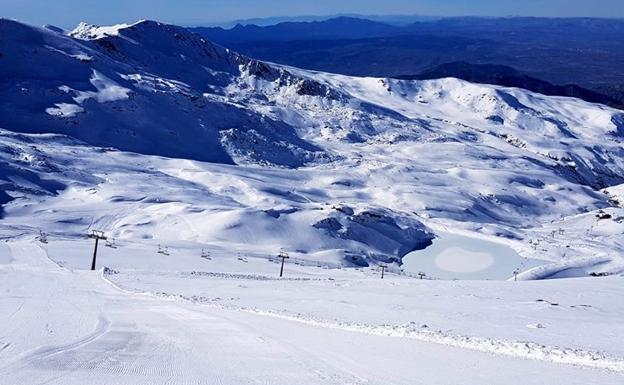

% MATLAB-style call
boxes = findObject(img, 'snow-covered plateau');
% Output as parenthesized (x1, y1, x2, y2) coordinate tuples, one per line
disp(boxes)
(1, 19, 623, 384)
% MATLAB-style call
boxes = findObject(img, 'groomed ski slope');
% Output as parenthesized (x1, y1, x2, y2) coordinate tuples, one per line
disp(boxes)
(1, 240, 624, 385)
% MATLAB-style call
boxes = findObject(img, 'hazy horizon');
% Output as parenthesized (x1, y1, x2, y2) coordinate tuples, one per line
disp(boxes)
(1, 0, 622, 29)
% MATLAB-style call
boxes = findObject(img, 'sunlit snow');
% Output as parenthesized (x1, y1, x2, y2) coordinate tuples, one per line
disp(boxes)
(0, 18, 623, 384)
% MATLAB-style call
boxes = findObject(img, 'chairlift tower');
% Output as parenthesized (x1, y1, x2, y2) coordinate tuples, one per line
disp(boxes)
(88, 230, 107, 270)
(278, 250, 289, 277)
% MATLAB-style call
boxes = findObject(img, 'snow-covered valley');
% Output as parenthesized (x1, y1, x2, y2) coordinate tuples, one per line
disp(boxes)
(1, 18, 624, 384)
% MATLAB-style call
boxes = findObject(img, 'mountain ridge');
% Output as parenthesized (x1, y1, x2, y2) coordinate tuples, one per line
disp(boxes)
(195, 16, 402, 42)
(399, 62, 624, 109)
(192, 16, 624, 109)
(1, 18, 623, 272)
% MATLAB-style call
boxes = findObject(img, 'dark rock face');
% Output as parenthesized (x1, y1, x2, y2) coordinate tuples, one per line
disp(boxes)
(313, 208, 435, 262)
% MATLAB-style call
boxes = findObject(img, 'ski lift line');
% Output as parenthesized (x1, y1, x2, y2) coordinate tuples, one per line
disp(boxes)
(31, 230, 429, 279)
(26, 231, 347, 269)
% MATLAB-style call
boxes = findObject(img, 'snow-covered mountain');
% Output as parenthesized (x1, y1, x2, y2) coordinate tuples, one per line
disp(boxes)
(1, 18, 623, 276)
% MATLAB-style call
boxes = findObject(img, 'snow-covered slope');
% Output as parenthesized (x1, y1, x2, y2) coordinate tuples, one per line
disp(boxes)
(1, 19, 623, 276)
(0, 19, 326, 166)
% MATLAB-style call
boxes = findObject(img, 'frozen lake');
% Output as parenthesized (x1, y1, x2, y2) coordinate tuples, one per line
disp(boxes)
(402, 232, 547, 280)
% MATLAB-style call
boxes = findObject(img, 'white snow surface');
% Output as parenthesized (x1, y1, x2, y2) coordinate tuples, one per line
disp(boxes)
(1, 18, 624, 384)
(69, 21, 139, 40)
(1, 239, 624, 385)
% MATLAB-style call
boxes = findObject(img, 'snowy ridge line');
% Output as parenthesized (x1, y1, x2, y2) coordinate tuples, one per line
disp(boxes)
(515, 256, 613, 280)
(99, 267, 176, 299)
(243, 310, 624, 374)
(146, 288, 624, 374)
(101, 270, 624, 374)
(180, 270, 326, 281)
(229, 307, 624, 374)
(102, 267, 327, 282)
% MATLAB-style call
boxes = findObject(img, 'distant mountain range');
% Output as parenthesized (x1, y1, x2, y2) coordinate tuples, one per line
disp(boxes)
(193, 16, 624, 109)
(196, 17, 402, 41)
(214, 14, 439, 28)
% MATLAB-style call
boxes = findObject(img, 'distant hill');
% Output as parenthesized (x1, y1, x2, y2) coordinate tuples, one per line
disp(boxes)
(400, 62, 623, 109)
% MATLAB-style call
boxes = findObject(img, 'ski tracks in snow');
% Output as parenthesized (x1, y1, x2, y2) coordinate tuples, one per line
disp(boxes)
(0, 316, 110, 380)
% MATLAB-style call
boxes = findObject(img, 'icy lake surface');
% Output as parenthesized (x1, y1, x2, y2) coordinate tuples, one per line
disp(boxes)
(402, 233, 547, 280)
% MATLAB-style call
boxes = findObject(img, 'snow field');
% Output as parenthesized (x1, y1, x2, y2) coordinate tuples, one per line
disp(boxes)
(2, 240, 624, 384)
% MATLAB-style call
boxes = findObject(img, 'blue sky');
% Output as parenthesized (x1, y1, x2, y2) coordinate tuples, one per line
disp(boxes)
(1, 0, 622, 28)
